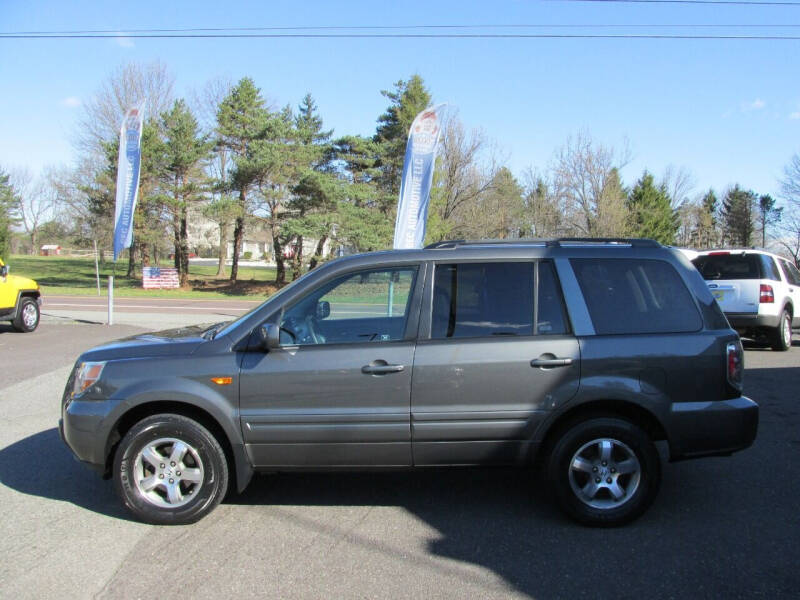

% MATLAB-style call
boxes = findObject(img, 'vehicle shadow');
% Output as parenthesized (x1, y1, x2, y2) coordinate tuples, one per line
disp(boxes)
(0, 428, 134, 521)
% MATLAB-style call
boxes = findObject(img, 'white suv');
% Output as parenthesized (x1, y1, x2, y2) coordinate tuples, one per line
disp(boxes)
(692, 249, 800, 351)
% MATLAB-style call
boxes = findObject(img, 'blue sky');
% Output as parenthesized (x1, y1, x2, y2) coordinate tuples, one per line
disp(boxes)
(2, 0, 799, 200)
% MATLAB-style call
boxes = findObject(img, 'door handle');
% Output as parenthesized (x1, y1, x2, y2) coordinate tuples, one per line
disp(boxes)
(530, 357, 574, 368)
(361, 363, 405, 375)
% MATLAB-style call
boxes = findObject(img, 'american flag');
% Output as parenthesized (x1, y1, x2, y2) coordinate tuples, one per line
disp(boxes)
(142, 267, 180, 289)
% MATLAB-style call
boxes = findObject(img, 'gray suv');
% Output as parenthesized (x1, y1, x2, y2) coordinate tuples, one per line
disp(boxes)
(59, 239, 758, 526)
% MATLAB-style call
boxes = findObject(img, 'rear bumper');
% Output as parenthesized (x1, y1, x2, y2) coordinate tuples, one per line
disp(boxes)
(725, 312, 780, 330)
(667, 396, 758, 461)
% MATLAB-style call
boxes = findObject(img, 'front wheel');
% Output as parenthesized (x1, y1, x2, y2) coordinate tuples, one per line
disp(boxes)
(770, 310, 792, 351)
(114, 414, 229, 524)
(12, 297, 39, 332)
(547, 417, 661, 526)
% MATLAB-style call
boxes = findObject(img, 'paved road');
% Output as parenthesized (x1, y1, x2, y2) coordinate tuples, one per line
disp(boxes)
(0, 318, 798, 599)
(40, 295, 259, 328)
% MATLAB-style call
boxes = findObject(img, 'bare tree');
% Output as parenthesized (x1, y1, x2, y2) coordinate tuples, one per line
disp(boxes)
(426, 112, 498, 242)
(779, 153, 800, 266)
(9, 168, 55, 254)
(780, 153, 800, 207)
(76, 60, 175, 155)
(660, 165, 696, 210)
(551, 131, 631, 236)
(521, 169, 561, 238)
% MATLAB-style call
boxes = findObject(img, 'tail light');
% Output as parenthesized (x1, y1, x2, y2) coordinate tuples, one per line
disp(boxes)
(759, 284, 774, 303)
(726, 341, 744, 391)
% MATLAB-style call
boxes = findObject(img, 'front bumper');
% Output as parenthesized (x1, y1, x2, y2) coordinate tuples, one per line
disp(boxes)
(60, 394, 117, 473)
(667, 396, 758, 461)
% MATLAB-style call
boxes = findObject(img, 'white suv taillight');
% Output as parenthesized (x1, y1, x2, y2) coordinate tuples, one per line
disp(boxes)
(759, 284, 774, 303)
(726, 341, 743, 390)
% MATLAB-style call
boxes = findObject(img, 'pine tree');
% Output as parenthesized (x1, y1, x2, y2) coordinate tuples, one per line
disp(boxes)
(627, 171, 678, 244)
(757, 194, 782, 247)
(373, 75, 432, 212)
(0, 169, 20, 257)
(721, 185, 756, 247)
(161, 99, 213, 286)
(216, 77, 269, 283)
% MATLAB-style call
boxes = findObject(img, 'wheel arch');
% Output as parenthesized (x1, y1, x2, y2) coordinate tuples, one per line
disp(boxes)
(535, 399, 668, 464)
(105, 400, 253, 493)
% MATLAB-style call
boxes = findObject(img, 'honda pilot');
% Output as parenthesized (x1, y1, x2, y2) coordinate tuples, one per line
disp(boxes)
(60, 239, 758, 526)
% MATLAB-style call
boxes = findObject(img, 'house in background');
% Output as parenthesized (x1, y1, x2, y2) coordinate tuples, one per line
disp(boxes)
(40, 244, 61, 256)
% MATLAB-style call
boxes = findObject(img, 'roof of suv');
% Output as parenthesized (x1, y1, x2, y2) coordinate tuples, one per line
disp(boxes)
(323, 238, 671, 270)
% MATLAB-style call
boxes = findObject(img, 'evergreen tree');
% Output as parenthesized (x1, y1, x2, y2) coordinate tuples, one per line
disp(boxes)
(757, 194, 782, 247)
(373, 75, 432, 212)
(627, 171, 678, 244)
(161, 99, 213, 286)
(595, 167, 628, 237)
(721, 185, 756, 247)
(216, 77, 269, 282)
(0, 169, 20, 257)
(331, 135, 393, 251)
(694, 189, 719, 248)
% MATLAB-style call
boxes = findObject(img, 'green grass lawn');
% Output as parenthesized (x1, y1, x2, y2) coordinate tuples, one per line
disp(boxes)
(6, 255, 283, 299)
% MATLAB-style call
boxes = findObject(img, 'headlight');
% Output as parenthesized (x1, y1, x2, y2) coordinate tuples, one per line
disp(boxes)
(72, 361, 106, 396)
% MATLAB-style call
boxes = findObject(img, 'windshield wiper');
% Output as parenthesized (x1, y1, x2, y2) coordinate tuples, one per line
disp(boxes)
(202, 321, 229, 340)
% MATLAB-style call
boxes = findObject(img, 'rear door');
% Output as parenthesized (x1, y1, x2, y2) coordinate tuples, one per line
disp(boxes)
(410, 260, 580, 466)
(692, 253, 763, 314)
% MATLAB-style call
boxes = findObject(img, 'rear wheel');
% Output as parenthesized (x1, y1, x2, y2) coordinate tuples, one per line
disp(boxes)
(12, 297, 39, 332)
(114, 414, 229, 524)
(547, 417, 661, 526)
(770, 309, 792, 351)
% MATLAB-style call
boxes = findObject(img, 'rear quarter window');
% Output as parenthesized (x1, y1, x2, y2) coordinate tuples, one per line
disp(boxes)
(571, 258, 703, 335)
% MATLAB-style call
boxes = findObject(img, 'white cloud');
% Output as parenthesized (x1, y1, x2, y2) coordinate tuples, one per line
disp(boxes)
(114, 33, 134, 48)
(790, 112, 800, 120)
(742, 98, 766, 111)
(61, 96, 81, 108)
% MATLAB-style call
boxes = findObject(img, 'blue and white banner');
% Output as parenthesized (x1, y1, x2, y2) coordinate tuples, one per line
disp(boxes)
(113, 102, 145, 260)
(393, 104, 445, 249)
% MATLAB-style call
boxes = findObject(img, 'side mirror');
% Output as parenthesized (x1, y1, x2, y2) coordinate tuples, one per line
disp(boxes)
(0, 265, 8, 278)
(316, 300, 331, 319)
(257, 323, 281, 350)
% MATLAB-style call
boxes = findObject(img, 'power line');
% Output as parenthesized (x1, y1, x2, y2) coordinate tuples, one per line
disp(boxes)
(3, 23, 800, 36)
(1, 32, 799, 39)
(549, 0, 800, 5)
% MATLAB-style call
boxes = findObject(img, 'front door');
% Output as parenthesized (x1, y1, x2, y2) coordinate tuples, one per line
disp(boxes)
(411, 260, 581, 465)
(239, 265, 422, 467)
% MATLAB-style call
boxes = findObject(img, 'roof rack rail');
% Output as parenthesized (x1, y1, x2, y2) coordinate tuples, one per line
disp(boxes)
(423, 238, 660, 249)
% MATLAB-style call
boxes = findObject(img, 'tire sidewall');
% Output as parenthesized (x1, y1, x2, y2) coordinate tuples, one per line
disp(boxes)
(548, 418, 661, 527)
(773, 310, 791, 351)
(14, 297, 39, 332)
(114, 415, 227, 525)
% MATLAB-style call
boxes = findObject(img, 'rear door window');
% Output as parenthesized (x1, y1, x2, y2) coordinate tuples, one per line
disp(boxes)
(430, 261, 568, 339)
(571, 258, 702, 335)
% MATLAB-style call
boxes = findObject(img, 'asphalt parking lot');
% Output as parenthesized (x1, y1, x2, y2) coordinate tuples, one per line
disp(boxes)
(1, 316, 798, 599)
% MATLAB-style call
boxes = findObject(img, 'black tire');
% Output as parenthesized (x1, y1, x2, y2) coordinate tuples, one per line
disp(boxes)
(547, 417, 661, 527)
(12, 297, 39, 332)
(114, 414, 229, 525)
(770, 310, 792, 352)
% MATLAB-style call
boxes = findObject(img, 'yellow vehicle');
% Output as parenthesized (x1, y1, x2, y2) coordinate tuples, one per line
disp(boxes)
(0, 257, 41, 332)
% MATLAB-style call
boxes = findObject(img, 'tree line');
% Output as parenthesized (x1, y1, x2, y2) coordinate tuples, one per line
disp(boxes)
(1, 60, 799, 280)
